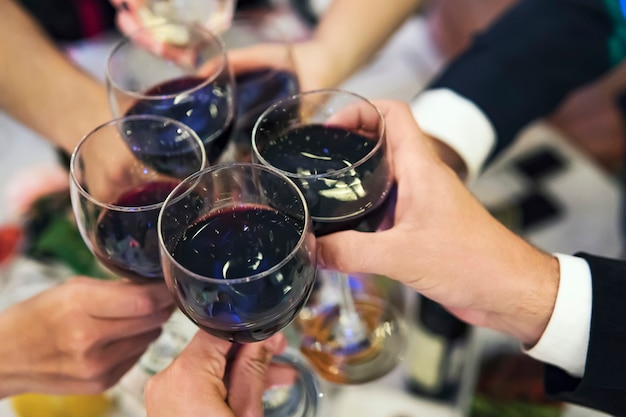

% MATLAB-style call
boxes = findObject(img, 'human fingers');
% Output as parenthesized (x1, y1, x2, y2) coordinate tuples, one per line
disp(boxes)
(371, 100, 441, 163)
(227, 333, 287, 417)
(320, 96, 394, 147)
(109, 0, 146, 10)
(16, 351, 146, 396)
(316, 229, 391, 277)
(227, 43, 295, 75)
(144, 331, 235, 417)
(95, 328, 163, 368)
(90, 306, 173, 344)
(74, 351, 147, 394)
(112, 0, 150, 37)
(51, 327, 163, 383)
(79, 278, 174, 318)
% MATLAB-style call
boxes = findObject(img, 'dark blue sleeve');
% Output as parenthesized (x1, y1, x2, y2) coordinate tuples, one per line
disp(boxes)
(426, 0, 626, 160)
(543, 253, 626, 415)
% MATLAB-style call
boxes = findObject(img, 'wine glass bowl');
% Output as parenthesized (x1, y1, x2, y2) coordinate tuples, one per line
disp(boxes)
(252, 88, 405, 384)
(221, 15, 300, 162)
(157, 163, 317, 343)
(252, 89, 394, 235)
(69, 115, 206, 283)
(147, 0, 237, 33)
(106, 21, 235, 164)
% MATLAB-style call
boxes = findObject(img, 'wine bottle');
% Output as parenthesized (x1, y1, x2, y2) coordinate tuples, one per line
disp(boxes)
(404, 295, 469, 403)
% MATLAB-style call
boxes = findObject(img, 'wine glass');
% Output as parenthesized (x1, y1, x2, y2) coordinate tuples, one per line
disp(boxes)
(146, 0, 237, 34)
(69, 115, 206, 283)
(158, 162, 321, 415)
(263, 347, 323, 417)
(252, 89, 407, 384)
(157, 162, 316, 342)
(220, 14, 300, 162)
(106, 21, 235, 164)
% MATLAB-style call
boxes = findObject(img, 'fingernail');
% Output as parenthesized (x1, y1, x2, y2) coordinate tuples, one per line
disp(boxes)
(120, 1, 130, 11)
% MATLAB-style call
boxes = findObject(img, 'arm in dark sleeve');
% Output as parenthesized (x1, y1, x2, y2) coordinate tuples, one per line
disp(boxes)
(544, 252, 626, 415)
(426, 0, 626, 159)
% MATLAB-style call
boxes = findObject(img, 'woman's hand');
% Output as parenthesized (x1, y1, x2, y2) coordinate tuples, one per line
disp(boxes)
(0, 277, 174, 398)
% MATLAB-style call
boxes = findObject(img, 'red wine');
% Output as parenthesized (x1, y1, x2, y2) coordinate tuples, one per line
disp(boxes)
(125, 76, 234, 165)
(258, 124, 393, 236)
(233, 69, 299, 162)
(93, 181, 178, 282)
(169, 204, 316, 343)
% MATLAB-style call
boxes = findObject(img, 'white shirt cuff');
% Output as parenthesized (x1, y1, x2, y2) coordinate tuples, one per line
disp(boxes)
(410, 88, 496, 183)
(524, 253, 592, 378)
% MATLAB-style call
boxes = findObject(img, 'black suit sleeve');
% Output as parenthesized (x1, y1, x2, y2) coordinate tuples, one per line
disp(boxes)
(543, 253, 626, 416)
(426, 0, 626, 160)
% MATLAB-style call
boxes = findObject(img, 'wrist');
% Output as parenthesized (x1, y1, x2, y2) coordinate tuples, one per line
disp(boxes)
(428, 136, 468, 182)
(487, 250, 560, 346)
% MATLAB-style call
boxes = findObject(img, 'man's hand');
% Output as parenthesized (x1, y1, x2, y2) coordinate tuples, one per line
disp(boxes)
(144, 331, 286, 417)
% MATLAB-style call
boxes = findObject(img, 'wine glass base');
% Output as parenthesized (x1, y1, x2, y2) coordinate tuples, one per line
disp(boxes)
(263, 348, 322, 417)
(298, 296, 406, 385)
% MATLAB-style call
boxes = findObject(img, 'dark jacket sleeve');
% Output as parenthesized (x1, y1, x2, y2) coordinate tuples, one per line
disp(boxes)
(426, 0, 626, 160)
(543, 253, 626, 416)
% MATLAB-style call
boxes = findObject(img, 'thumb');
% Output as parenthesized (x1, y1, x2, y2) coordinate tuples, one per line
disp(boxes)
(144, 331, 234, 417)
(316, 230, 388, 277)
(227, 333, 287, 416)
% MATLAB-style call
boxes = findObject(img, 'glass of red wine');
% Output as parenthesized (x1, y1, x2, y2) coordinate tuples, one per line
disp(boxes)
(157, 162, 317, 343)
(252, 89, 407, 384)
(219, 14, 300, 162)
(106, 21, 235, 164)
(69, 115, 206, 283)
(157, 162, 324, 416)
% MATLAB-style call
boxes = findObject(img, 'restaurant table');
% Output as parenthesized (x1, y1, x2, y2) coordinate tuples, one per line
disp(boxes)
(0, 4, 619, 417)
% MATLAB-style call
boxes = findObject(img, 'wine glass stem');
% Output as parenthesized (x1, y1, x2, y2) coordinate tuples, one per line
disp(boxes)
(331, 271, 367, 347)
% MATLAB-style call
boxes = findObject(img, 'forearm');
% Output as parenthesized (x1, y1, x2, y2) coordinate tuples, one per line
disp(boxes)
(304, 0, 422, 88)
(482, 243, 560, 346)
(0, 0, 111, 154)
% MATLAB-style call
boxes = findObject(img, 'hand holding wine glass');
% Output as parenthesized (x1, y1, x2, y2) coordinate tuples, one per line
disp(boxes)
(144, 330, 286, 417)
(69, 115, 206, 283)
(157, 162, 322, 416)
(252, 89, 406, 384)
(0, 277, 172, 397)
(111, 0, 236, 37)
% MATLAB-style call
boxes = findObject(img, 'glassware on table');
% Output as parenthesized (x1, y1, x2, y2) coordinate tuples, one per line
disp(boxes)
(69, 115, 206, 283)
(106, 21, 235, 164)
(157, 162, 317, 343)
(252, 88, 407, 384)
